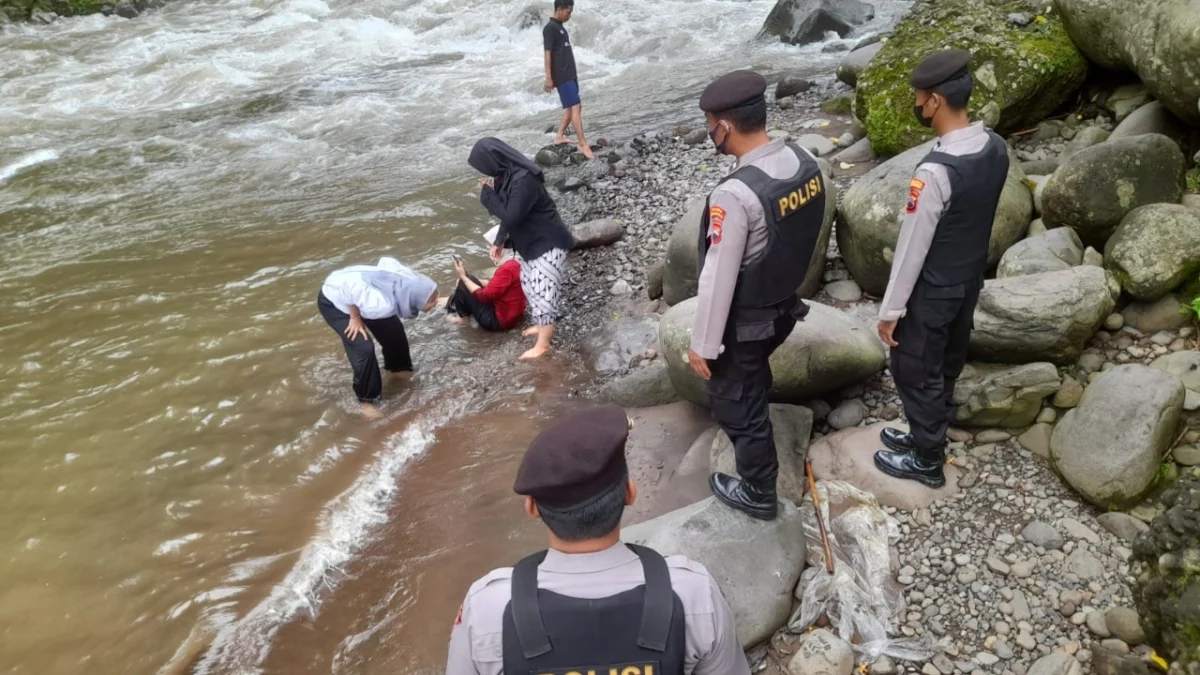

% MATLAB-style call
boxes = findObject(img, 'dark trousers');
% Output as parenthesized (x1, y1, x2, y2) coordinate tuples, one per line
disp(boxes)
(890, 278, 982, 451)
(317, 292, 413, 403)
(445, 276, 503, 332)
(706, 311, 798, 485)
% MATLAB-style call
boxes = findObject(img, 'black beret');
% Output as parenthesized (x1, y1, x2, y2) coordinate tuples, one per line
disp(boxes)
(909, 49, 972, 89)
(700, 70, 768, 113)
(514, 404, 631, 508)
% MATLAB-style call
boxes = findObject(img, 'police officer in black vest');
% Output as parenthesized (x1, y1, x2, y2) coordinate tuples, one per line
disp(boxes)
(446, 404, 749, 675)
(874, 50, 1011, 487)
(686, 70, 826, 521)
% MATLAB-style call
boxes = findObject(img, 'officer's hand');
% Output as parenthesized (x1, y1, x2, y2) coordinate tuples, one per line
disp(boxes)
(877, 320, 899, 348)
(688, 348, 711, 380)
(488, 245, 502, 265)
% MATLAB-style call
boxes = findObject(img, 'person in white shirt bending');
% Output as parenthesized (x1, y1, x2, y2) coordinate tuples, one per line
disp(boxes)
(317, 256, 439, 419)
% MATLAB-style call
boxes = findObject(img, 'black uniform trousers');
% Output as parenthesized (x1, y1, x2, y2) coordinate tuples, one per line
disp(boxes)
(706, 310, 797, 485)
(445, 275, 503, 332)
(890, 277, 982, 451)
(317, 291, 413, 403)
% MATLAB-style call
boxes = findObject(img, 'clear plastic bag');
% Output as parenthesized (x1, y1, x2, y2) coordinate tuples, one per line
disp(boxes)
(788, 479, 934, 664)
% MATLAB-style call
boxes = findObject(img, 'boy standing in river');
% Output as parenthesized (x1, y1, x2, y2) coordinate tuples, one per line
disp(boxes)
(543, 0, 594, 160)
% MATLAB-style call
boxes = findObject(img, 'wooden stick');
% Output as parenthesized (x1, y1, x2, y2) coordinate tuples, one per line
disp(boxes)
(806, 458, 835, 574)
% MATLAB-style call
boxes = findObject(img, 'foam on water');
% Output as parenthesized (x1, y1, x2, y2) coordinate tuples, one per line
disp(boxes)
(193, 391, 474, 673)
(0, 148, 59, 183)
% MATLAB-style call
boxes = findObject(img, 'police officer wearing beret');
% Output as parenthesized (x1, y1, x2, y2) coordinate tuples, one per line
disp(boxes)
(687, 70, 827, 521)
(446, 404, 749, 675)
(874, 49, 1010, 487)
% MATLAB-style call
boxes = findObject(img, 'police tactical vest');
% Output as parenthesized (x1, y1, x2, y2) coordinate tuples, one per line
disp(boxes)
(501, 544, 686, 675)
(917, 130, 1010, 287)
(697, 143, 826, 316)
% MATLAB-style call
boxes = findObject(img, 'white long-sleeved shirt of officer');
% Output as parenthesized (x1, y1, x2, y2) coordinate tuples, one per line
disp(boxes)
(321, 266, 398, 319)
(879, 122, 990, 321)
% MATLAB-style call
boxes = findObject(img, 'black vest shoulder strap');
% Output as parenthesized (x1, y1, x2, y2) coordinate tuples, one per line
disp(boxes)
(510, 550, 552, 659)
(508, 545, 676, 657)
(626, 544, 673, 652)
(719, 142, 808, 189)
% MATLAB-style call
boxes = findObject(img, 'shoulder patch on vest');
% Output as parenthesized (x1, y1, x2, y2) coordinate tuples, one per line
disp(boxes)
(907, 178, 925, 214)
(709, 205, 726, 244)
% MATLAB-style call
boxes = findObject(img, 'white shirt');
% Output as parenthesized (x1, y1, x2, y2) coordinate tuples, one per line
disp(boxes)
(321, 266, 397, 319)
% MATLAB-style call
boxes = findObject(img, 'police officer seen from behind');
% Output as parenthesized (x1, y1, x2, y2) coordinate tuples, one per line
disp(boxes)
(874, 49, 1010, 488)
(687, 70, 826, 521)
(446, 404, 748, 675)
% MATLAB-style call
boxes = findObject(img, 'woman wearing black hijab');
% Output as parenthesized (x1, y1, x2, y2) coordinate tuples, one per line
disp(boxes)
(468, 137, 575, 360)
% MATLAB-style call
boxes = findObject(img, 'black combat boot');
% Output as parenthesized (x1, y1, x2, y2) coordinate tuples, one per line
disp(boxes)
(873, 445, 946, 489)
(709, 473, 778, 521)
(880, 427, 917, 454)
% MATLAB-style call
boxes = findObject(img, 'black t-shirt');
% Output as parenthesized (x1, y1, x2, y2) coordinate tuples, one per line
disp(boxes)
(542, 18, 577, 86)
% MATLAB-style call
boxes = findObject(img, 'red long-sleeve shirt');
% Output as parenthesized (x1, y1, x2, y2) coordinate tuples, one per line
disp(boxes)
(473, 259, 526, 330)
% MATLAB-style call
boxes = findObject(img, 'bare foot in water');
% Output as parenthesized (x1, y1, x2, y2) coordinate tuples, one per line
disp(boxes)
(553, 136, 570, 146)
(578, 144, 594, 160)
(519, 345, 550, 360)
(386, 370, 413, 384)
(360, 403, 385, 420)
(446, 316, 469, 326)
(522, 326, 539, 337)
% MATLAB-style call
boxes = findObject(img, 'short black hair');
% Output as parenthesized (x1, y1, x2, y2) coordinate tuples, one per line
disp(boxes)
(554, 0, 573, 9)
(933, 74, 973, 109)
(535, 474, 627, 541)
(718, 99, 768, 134)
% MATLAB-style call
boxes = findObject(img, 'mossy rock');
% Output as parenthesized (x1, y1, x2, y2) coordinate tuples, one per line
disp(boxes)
(855, 0, 1088, 156)
(820, 95, 855, 115)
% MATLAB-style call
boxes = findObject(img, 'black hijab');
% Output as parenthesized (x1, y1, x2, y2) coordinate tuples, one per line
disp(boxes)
(468, 137, 544, 194)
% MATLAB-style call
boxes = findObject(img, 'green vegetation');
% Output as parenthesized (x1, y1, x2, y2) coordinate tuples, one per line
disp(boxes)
(855, 0, 1088, 156)
(1, 0, 112, 20)
(1186, 168, 1200, 194)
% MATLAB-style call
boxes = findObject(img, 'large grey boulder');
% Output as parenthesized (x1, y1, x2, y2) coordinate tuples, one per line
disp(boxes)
(1121, 293, 1193, 333)
(836, 41, 883, 88)
(1041, 134, 1186, 246)
(838, 140, 1032, 295)
(712, 404, 813, 506)
(570, 218, 624, 249)
(1104, 204, 1200, 301)
(662, 199, 707, 306)
(1150, 351, 1200, 412)
(622, 497, 807, 648)
(970, 266, 1119, 366)
(1109, 101, 1190, 142)
(997, 227, 1084, 278)
(663, 167, 837, 305)
(581, 316, 660, 375)
(598, 361, 682, 408)
(1050, 364, 1185, 509)
(1053, 0, 1200, 126)
(760, 0, 876, 46)
(660, 299, 887, 405)
(954, 362, 1063, 428)
(807, 422, 961, 510)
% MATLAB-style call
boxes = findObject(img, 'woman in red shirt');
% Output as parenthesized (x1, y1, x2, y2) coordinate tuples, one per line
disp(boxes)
(445, 255, 526, 331)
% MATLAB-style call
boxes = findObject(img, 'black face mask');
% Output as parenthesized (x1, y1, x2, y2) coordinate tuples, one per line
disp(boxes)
(914, 98, 937, 128)
(708, 121, 730, 155)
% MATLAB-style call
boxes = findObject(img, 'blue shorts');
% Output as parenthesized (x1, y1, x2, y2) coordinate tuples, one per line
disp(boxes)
(557, 80, 580, 109)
